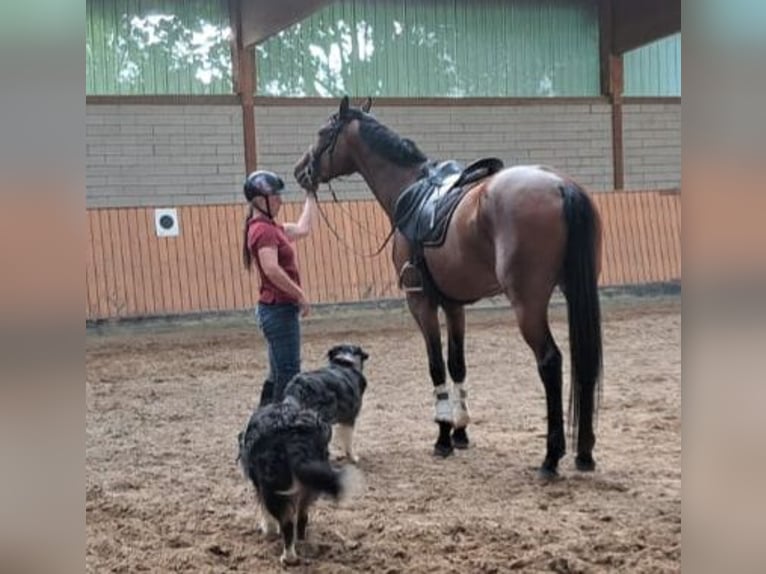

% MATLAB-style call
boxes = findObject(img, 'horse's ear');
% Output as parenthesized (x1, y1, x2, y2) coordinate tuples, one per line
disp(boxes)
(361, 97, 372, 113)
(339, 95, 350, 118)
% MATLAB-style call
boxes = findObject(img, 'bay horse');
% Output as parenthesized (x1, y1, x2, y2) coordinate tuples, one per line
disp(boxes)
(294, 96, 603, 478)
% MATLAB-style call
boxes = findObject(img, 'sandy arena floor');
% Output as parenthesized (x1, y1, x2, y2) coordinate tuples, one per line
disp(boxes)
(86, 297, 681, 573)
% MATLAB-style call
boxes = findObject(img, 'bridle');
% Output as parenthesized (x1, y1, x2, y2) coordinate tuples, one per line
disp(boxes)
(303, 113, 395, 258)
(307, 113, 344, 193)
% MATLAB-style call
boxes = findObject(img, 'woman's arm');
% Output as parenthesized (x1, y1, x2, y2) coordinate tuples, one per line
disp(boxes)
(283, 194, 317, 241)
(257, 246, 310, 315)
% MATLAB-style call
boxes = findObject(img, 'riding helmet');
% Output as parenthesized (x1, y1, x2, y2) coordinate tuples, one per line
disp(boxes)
(243, 170, 285, 201)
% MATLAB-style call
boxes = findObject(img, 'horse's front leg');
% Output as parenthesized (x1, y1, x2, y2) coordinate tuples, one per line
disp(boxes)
(444, 304, 470, 449)
(406, 294, 453, 457)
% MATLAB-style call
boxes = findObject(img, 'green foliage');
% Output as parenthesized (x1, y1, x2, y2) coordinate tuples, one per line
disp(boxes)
(86, 0, 232, 95)
(256, 0, 601, 98)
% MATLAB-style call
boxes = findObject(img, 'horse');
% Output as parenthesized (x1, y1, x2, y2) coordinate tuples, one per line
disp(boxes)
(293, 96, 603, 479)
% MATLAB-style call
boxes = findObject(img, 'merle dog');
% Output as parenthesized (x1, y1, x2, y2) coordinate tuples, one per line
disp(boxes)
(274, 344, 370, 463)
(238, 399, 358, 566)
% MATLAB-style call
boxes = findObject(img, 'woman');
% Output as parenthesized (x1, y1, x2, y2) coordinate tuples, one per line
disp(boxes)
(242, 170, 317, 406)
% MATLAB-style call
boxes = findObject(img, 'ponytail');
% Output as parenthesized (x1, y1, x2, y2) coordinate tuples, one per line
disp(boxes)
(242, 204, 254, 270)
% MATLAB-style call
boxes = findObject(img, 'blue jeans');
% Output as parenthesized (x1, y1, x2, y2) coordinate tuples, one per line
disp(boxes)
(255, 302, 301, 404)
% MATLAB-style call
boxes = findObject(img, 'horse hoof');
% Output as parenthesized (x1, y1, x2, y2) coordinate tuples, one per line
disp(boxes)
(575, 455, 596, 472)
(452, 428, 470, 449)
(433, 443, 454, 458)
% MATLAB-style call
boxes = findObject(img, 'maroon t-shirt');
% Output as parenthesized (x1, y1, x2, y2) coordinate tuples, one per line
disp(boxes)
(247, 218, 301, 304)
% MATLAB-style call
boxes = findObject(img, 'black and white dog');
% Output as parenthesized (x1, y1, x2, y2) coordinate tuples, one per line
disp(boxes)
(276, 344, 370, 463)
(238, 399, 358, 566)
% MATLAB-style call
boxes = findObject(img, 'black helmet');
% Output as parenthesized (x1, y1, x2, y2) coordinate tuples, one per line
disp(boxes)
(243, 170, 285, 201)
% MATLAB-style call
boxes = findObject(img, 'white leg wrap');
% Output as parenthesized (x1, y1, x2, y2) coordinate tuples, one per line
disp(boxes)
(453, 383, 470, 428)
(434, 384, 453, 423)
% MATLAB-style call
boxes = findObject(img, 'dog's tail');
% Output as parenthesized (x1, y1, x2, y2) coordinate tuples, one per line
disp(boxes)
(289, 461, 363, 502)
(294, 461, 342, 498)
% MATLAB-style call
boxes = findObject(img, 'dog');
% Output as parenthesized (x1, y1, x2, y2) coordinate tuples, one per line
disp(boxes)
(276, 344, 370, 463)
(238, 399, 359, 566)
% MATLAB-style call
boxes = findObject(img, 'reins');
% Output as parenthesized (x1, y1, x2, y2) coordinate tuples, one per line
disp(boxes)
(307, 116, 396, 259)
(313, 186, 396, 258)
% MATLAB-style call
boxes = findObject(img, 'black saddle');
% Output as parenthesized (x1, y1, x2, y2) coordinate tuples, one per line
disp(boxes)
(394, 157, 504, 248)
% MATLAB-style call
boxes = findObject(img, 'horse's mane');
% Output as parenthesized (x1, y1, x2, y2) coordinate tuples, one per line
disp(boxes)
(354, 111, 428, 167)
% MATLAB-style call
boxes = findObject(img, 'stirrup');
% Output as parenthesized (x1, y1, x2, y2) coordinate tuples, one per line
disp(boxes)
(398, 261, 423, 293)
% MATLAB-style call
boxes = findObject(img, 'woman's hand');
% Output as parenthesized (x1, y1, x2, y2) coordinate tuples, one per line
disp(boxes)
(283, 194, 317, 242)
(298, 294, 311, 317)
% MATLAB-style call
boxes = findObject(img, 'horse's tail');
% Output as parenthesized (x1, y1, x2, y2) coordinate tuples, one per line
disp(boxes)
(560, 182, 603, 447)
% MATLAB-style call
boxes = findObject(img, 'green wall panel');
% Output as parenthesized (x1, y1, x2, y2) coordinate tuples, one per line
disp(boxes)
(256, 0, 600, 97)
(87, 0, 679, 98)
(86, 0, 232, 95)
(624, 33, 681, 97)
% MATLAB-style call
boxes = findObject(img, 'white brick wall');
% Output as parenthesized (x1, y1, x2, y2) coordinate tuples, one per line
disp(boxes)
(623, 103, 681, 189)
(256, 102, 615, 201)
(86, 105, 244, 207)
(86, 100, 680, 209)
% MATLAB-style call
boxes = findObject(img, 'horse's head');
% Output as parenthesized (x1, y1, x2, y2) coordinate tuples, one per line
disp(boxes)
(294, 95, 372, 192)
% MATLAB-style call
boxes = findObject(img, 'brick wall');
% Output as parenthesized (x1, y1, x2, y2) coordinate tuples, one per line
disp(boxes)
(256, 102, 615, 201)
(86, 105, 244, 208)
(86, 100, 680, 209)
(623, 102, 681, 190)
(84, 98, 682, 319)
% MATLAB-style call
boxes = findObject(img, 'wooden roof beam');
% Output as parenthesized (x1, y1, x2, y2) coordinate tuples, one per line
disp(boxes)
(611, 0, 681, 55)
(239, 0, 335, 47)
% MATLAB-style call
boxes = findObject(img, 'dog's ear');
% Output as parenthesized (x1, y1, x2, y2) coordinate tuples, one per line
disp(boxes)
(339, 95, 350, 118)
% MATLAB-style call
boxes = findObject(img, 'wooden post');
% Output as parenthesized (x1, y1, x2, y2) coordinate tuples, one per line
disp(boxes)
(599, 0, 624, 190)
(229, 0, 257, 175)
(610, 55, 624, 190)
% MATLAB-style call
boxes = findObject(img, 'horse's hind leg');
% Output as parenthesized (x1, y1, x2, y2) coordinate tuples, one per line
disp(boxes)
(406, 293, 453, 457)
(513, 299, 566, 479)
(444, 304, 470, 449)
